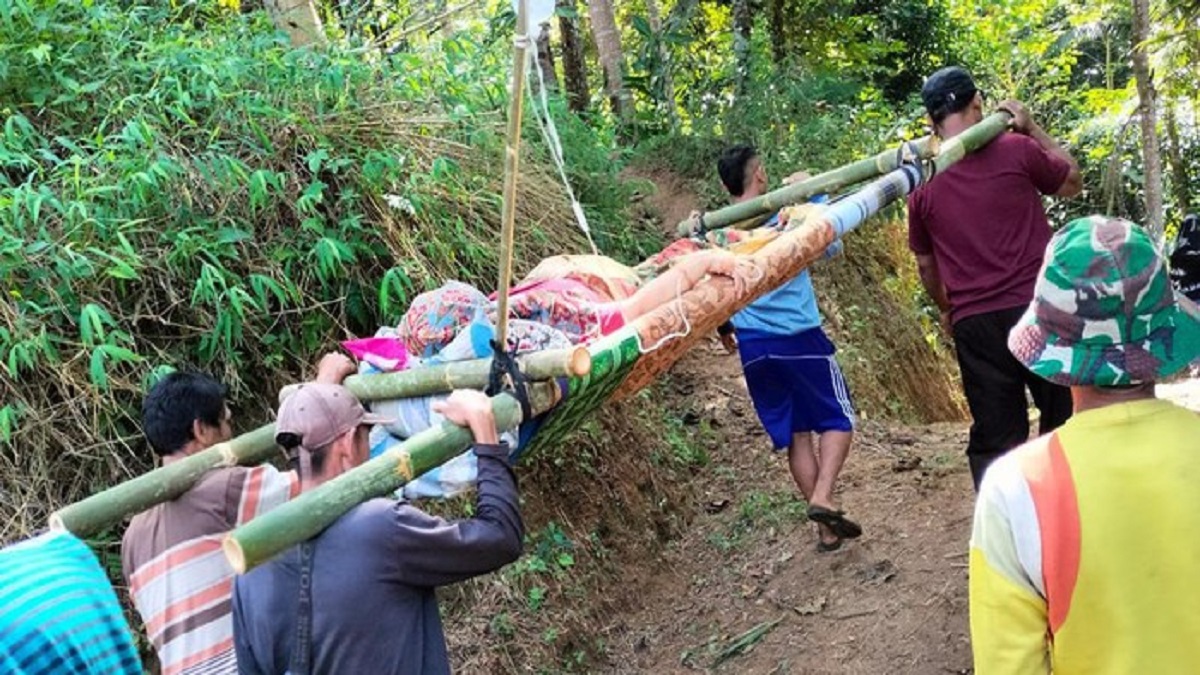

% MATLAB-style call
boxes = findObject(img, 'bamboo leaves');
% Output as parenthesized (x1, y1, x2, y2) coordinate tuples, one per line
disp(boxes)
(78, 304, 116, 349)
(79, 303, 140, 390)
(0, 0, 630, 539)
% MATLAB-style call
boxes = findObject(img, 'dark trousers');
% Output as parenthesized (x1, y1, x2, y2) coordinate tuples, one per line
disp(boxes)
(953, 306, 1073, 490)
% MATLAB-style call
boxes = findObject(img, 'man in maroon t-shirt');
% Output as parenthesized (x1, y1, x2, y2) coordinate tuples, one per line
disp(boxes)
(907, 66, 1083, 488)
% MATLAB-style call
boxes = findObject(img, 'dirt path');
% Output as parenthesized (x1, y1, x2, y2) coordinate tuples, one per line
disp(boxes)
(600, 345, 975, 675)
(600, 346, 1200, 674)
(601, 167, 1200, 674)
(602, 168, 974, 674)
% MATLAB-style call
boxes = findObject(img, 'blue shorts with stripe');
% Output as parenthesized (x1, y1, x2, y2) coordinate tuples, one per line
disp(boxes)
(737, 327, 855, 449)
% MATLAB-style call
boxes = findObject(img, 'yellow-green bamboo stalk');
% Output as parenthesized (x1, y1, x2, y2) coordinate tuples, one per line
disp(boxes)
(676, 136, 937, 235)
(494, 0, 531, 347)
(224, 382, 560, 573)
(49, 424, 279, 538)
(927, 111, 1010, 175)
(278, 347, 590, 402)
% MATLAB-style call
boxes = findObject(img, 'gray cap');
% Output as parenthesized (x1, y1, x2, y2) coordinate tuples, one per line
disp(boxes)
(275, 383, 391, 451)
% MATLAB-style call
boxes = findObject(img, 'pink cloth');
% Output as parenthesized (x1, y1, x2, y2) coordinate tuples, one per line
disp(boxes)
(342, 337, 410, 372)
(496, 278, 624, 344)
(596, 304, 626, 334)
(492, 277, 607, 304)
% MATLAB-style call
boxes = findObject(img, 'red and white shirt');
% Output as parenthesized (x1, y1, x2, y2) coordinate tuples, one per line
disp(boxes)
(122, 464, 297, 675)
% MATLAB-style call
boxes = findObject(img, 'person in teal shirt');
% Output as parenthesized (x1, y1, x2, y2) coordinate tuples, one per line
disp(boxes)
(0, 530, 141, 674)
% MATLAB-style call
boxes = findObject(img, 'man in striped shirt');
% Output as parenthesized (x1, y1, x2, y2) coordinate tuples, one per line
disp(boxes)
(970, 216, 1200, 673)
(121, 354, 354, 675)
(0, 530, 141, 674)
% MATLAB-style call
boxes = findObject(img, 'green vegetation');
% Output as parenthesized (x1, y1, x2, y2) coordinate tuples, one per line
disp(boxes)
(708, 488, 808, 552)
(4, 0, 1196, 670)
(0, 0, 650, 536)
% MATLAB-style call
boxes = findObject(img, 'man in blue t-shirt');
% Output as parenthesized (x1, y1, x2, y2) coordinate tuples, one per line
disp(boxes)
(717, 144, 861, 552)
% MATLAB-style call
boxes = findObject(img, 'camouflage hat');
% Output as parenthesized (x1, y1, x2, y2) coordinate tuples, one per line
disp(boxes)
(1008, 216, 1200, 386)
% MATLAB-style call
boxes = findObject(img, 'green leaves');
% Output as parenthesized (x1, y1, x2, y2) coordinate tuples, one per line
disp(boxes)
(78, 303, 140, 389)
(379, 266, 415, 320)
(88, 343, 140, 391)
(79, 303, 115, 348)
(0, 0, 623, 463)
(0, 405, 19, 443)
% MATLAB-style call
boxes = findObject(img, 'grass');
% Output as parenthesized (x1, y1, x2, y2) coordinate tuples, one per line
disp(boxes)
(708, 488, 809, 552)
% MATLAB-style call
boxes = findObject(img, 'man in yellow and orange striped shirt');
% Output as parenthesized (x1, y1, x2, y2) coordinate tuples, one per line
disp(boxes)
(970, 216, 1200, 674)
(122, 354, 353, 675)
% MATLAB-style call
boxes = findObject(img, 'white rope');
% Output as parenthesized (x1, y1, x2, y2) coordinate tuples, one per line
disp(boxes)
(635, 274, 693, 354)
(635, 255, 764, 354)
(524, 47, 599, 254)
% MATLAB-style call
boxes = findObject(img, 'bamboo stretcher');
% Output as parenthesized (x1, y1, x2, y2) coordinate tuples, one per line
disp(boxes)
(51, 113, 1012, 573)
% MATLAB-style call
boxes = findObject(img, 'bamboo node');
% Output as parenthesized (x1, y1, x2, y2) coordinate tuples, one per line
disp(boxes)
(394, 451, 414, 481)
(567, 347, 592, 376)
(217, 443, 238, 466)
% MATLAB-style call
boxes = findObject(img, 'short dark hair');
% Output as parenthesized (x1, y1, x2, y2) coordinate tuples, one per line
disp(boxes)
(277, 435, 334, 477)
(921, 66, 978, 125)
(142, 372, 228, 456)
(717, 144, 759, 197)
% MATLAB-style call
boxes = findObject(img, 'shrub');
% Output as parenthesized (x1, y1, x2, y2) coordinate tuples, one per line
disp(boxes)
(0, 0, 647, 538)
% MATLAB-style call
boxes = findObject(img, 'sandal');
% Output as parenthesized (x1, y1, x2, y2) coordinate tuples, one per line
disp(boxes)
(817, 537, 843, 553)
(807, 505, 863, 540)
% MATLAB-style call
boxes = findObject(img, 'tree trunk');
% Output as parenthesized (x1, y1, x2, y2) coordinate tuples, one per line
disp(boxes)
(557, 0, 590, 113)
(732, 0, 753, 95)
(587, 0, 631, 119)
(1131, 0, 1164, 236)
(645, 0, 677, 127)
(263, 0, 327, 46)
(769, 0, 786, 63)
(1166, 103, 1191, 216)
(534, 22, 560, 94)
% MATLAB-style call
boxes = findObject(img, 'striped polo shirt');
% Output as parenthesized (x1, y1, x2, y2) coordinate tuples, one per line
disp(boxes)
(122, 464, 297, 675)
(0, 530, 141, 674)
(969, 398, 1200, 674)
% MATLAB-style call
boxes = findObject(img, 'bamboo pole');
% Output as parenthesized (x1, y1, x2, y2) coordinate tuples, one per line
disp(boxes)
(49, 424, 279, 538)
(927, 112, 1010, 175)
(493, 0, 531, 348)
(676, 136, 938, 236)
(278, 347, 590, 402)
(819, 112, 1012, 242)
(224, 382, 560, 573)
(50, 346, 588, 537)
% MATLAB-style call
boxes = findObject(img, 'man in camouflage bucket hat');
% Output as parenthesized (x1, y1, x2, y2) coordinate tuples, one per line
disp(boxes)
(968, 216, 1200, 675)
(1009, 215, 1200, 384)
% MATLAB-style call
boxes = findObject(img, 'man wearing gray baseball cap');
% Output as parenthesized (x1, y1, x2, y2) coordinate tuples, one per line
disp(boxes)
(231, 383, 521, 675)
